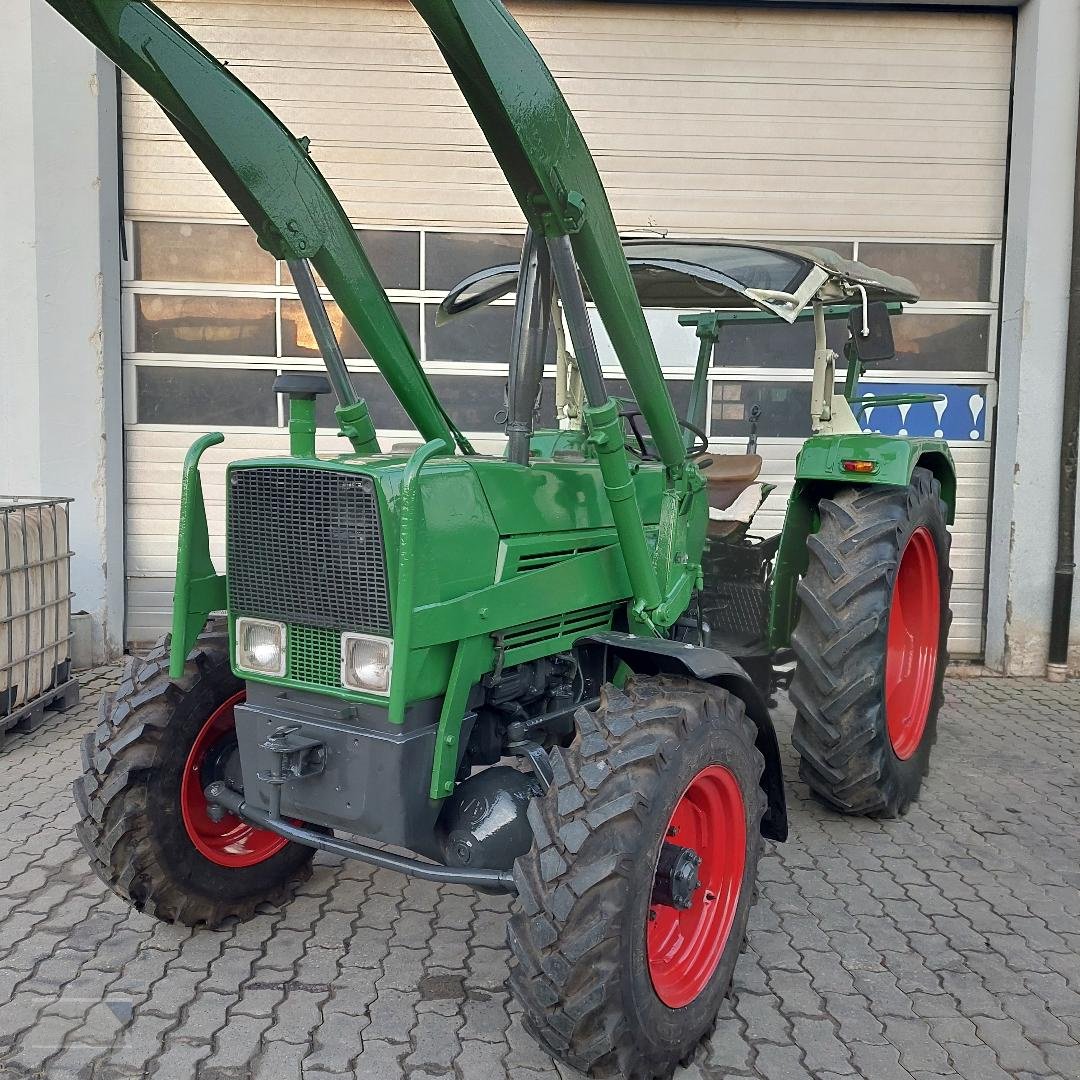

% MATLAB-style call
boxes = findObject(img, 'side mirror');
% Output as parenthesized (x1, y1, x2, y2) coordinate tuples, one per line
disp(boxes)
(848, 301, 895, 363)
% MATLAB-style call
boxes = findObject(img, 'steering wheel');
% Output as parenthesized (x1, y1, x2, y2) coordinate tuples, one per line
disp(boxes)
(619, 407, 710, 460)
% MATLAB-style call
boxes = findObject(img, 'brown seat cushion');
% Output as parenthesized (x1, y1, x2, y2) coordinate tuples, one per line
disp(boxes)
(700, 454, 763, 510)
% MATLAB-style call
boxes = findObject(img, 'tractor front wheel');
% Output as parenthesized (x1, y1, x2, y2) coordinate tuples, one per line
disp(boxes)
(507, 676, 764, 1079)
(790, 467, 952, 817)
(73, 620, 314, 926)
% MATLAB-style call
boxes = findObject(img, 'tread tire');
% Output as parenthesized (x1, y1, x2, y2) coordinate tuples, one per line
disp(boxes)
(73, 620, 314, 926)
(507, 675, 765, 1079)
(790, 467, 952, 817)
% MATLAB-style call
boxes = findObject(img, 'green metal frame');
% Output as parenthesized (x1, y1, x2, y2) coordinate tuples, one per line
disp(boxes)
(169, 433, 227, 678)
(410, 0, 703, 630)
(49, 0, 704, 642)
(677, 303, 956, 654)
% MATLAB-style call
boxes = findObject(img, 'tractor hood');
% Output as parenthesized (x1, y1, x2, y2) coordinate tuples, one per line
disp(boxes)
(437, 239, 920, 325)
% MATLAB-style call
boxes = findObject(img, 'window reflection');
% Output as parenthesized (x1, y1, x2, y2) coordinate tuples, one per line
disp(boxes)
(859, 243, 993, 303)
(891, 313, 990, 372)
(135, 295, 276, 355)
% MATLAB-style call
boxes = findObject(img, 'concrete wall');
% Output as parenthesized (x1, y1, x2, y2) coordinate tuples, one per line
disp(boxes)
(985, 0, 1080, 675)
(0, 1, 124, 662)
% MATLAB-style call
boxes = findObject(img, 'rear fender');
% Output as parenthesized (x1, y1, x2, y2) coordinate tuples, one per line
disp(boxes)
(580, 631, 788, 842)
(767, 435, 956, 650)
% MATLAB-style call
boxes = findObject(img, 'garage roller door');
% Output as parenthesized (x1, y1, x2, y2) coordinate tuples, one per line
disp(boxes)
(120, 0, 1013, 657)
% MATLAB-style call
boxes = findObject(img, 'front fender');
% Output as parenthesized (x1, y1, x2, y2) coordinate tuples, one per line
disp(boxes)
(580, 631, 788, 842)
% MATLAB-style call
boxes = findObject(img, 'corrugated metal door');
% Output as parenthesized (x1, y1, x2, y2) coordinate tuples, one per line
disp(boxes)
(121, 0, 1012, 656)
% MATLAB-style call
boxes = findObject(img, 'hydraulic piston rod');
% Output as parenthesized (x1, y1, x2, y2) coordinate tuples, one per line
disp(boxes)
(287, 260, 355, 408)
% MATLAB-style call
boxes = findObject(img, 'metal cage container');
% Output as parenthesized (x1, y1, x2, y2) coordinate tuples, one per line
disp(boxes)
(1, 497, 79, 735)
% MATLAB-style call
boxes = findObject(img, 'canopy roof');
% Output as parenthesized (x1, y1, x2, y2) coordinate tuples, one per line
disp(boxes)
(437, 239, 919, 326)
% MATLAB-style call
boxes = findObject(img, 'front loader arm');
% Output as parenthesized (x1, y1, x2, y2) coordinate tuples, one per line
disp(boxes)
(412, 0, 702, 630)
(412, 0, 686, 473)
(45, 0, 464, 453)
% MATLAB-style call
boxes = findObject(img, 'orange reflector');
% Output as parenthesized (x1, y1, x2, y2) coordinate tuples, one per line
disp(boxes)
(842, 459, 877, 473)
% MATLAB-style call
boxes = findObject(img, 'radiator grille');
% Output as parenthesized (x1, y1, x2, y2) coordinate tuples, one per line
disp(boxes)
(228, 467, 391, 635)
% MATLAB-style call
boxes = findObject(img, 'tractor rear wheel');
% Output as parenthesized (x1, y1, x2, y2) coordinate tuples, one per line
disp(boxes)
(507, 675, 764, 1079)
(73, 620, 314, 926)
(790, 467, 952, 817)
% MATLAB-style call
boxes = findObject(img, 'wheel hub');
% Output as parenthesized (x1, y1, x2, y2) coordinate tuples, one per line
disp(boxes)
(180, 690, 290, 868)
(647, 764, 746, 1009)
(651, 842, 702, 910)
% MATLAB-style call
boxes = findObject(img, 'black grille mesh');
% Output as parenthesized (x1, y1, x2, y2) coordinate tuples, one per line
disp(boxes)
(228, 467, 391, 635)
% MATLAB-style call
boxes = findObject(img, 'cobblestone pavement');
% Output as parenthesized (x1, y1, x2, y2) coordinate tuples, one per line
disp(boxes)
(1, 667, 1078, 1080)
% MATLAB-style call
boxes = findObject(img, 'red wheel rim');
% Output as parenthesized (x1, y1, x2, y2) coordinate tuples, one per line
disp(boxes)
(647, 765, 746, 1009)
(885, 526, 941, 760)
(180, 690, 289, 867)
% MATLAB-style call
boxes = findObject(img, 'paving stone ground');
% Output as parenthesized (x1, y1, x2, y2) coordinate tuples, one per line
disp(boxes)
(1, 666, 1078, 1080)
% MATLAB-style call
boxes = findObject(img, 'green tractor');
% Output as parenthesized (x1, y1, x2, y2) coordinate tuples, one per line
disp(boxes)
(51, 1, 953, 1077)
(437, 244, 955, 816)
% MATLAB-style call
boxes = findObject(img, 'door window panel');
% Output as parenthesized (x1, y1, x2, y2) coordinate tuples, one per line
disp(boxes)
(133, 222, 276, 285)
(858, 243, 994, 303)
(426, 232, 524, 291)
(281, 300, 421, 360)
(134, 295, 276, 356)
(712, 316, 848, 369)
(136, 366, 278, 425)
(280, 230, 420, 291)
(890, 313, 991, 372)
(710, 381, 813, 439)
(425, 303, 517, 364)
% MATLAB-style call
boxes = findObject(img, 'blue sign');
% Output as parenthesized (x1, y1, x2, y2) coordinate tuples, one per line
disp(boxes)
(852, 382, 989, 441)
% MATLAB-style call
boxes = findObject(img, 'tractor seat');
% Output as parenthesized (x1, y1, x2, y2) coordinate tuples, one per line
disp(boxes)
(699, 454, 763, 511)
